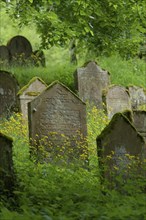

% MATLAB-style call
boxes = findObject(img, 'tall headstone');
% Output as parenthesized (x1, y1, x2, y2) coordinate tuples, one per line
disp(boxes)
(0, 70, 20, 119)
(0, 132, 14, 194)
(133, 110, 146, 142)
(96, 113, 146, 183)
(28, 81, 87, 162)
(0, 45, 10, 66)
(74, 61, 110, 109)
(18, 77, 47, 120)
(7, 35, 32, 65)
(128, 86, 146, 110)
(104, 85, 132, 119)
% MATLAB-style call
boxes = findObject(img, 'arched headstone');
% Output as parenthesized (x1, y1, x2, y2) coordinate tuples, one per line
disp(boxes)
(0, 45, 10, 66)
(0, 70, 20, 118)
(7, 35, 32, 65)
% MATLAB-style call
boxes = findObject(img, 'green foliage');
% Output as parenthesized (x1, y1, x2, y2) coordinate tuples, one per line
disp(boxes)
(0, 110, 146, 219)
(1, 0, 146, 57)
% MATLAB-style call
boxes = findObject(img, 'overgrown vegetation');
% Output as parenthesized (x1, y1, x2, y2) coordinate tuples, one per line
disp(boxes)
(0, 3, 146, 219)
(0, 110, 146, 220)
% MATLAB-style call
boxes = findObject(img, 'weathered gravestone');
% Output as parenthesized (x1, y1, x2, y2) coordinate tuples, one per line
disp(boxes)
(96, 113, 146, 184)
(18, 77, 47, 120)
(133, 110, 146, 142)
(104, 85, 132, 119)
(0, 132, 14, 194)
(0, 70, 20, 119)
(28, 81, 87, 163)
(33, 50, 46, 67)
(74, 61, 110, 109)
(128, 86, 146, 110)
(7, 35, 32, 65)
(0, 45, 10, 66)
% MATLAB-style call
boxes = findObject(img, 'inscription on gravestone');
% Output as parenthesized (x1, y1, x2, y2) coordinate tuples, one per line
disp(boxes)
(0, 70, 20, 118)
(104, 85, 132, 119)
(28, 81, 87, 162)
(74, 61, 110, 109)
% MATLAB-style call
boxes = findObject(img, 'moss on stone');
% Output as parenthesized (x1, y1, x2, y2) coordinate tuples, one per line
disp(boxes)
(0, 131, 13, 142)
(17, 77, 47, 95)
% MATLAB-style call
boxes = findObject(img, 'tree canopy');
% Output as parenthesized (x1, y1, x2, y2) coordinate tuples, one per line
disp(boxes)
(2, 0, 146, 58)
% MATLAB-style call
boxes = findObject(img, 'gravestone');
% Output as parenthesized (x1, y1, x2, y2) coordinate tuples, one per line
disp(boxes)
(0, 70, 20, 119)
(74, 61, 110, 109)
(104, 85, 132, 119)
(0, 45, 10, 66)
(28, 81, 87, 163)
(33, 50, 46, 67)
(18, 77, 47, 120)
(128, 86, 146, 110)
(7, 35, 32, 65)
(0, 132, 14, 194)
(133, 110, 146, 142)
(96, 113, 146, 183)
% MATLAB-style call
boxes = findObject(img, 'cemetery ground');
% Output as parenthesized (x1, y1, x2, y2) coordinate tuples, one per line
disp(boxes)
(0, 107, 146, 220)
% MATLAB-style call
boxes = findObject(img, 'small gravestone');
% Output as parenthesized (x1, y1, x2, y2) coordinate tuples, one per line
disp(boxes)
(104, 85, 132, 119)
(0, 132, 14, 194)
(128, 86, 146, 110)
(33, 50, 46, 67)
(7, 35, 32, 65)
(0, 45, 10, 66)
(18, 77, 47, 121)
(133, 110, 146, 142)
(0, 70, 20, 119)
(96, 113, 146, 183)
(28, 81, 87, 163)
(74, 61, 110, 109)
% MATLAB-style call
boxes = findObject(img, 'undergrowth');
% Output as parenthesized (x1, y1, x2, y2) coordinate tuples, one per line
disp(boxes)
(0, 108, 146, 220)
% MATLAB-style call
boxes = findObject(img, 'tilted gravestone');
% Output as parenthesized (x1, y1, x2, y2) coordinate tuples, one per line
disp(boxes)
(133, 110, 146, 142)
(18, 77, 47, 121)
(7, 35, 32, 65)
(104, 85, 132, 119)
(28, 81, 87, 163)
(96, 113, 146, 183)
(0, 70, 20, 119)
(0, 45, 10, 66)
(74, 61, 110, 109)
(128, 86, 146, 110)
(0, 132, 14, 194)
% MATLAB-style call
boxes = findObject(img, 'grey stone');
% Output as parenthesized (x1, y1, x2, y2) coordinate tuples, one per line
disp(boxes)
(133, 110, 146, 142)
(18, 77, 47, 121)
(0, 70, 20, 119)
(7, 35, 32, 65)
(74, 61, 110, 109)
(0, 45, 10, 66)
(128, 86, 146, 110)
(0, 132, 14, 194)
(97, 113, 146, 182)
(28, 81, 87, 163)
(104, 85, 132, 119)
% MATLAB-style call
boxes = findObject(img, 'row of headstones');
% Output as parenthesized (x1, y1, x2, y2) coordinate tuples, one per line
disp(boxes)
(0, 35, 45, 67)
(0, 63, 146, 192)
